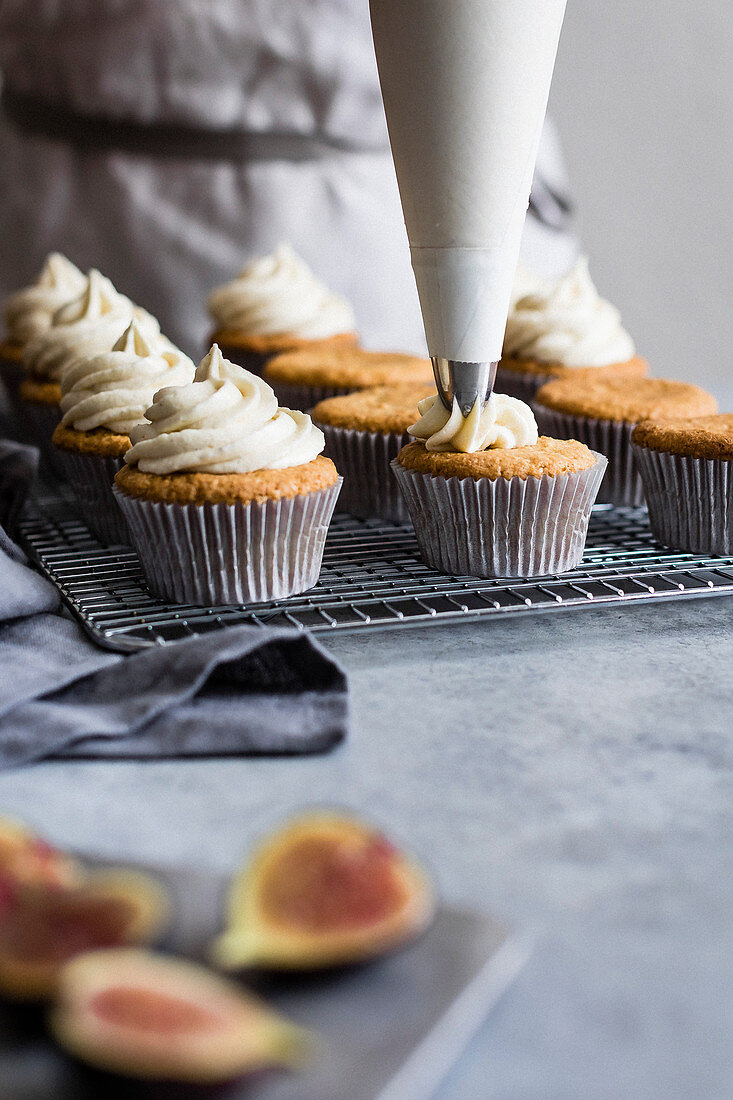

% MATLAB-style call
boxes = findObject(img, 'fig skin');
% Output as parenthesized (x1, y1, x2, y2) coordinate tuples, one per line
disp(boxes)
(0, 818, 80, 899)
(0, 870, 169, 1001)
(211, 812, 435, 971)
(50, 948, 311, 1084)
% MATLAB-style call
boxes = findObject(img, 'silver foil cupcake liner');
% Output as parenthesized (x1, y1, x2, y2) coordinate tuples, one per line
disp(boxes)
(54, 448, 129, 545)
(495, 365, 554, 404)
(267, 382, 355, 414)
(21, 400, 66, 478)
(114, 479, 342, 606)
(391, 452, 607, 578)
(632, 445, 733, 555)
(315, 422, 411, 522)
(534, 408, 644, 506)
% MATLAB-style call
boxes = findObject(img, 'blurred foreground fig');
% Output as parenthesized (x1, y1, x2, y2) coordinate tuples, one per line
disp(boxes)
(0, 818, 80, 896)
(51, 949, 310, 1083)
(0, 870, 169, 1000)
(212, 812, 435, 971)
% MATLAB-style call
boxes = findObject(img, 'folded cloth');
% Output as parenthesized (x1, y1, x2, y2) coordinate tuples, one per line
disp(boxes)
(0, 440, 348, 767)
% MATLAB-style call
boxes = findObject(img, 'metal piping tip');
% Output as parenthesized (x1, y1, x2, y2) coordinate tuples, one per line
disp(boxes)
(431, 358, 499, 418)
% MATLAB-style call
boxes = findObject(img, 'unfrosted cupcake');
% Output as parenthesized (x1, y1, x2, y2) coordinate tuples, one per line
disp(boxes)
(392, 393, 606, 578)
(52, 320, 194, 544)
(207, 244, 359, 376)
(632, 414, 733, 554)
(312, 383, 434, 521)
(264, 347, 433, 412)
(498, 258, 648, 402)
(114, 345, 341, 605)
(1, 253, 86, 416)
(535, 374, 718, 506)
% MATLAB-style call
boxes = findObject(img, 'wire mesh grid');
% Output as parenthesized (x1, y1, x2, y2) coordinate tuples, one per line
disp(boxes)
(18, 489, 733, 651)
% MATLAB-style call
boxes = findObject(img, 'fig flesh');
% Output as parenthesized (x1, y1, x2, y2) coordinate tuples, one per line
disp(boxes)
(0, 818, 80, 900)
(212, 812, 435, 971)
(0, 870, 169, 1000)
(50, 948, 310, 1083)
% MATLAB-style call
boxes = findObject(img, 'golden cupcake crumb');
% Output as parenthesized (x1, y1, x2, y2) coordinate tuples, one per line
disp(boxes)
(536, 375, 717, 423)
(312, 383, 435, 435)
(265, 347, 432, 391)
(19, 377, 61, 406)
(211, 328, 358, 356)
(116, 455, 339, 505)
(0, 339, 23, 363)
(499, 355, 648, 380)
(397, 437, 598, 481)
(632, 414, 733, 460)
(53, 423, 130, 458)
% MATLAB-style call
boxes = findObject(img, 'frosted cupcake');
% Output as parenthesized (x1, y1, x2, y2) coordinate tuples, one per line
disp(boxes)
(498, 258, 648, 402)
(535, 375, 718, 506)
(207, 244, 359, 376)
(21, 270, 158, 462)
(632, 415, 733, 555)
(264, 347, 433, 412)
(114, 346, 341, 605)
(312, 383, 434, 521)
(392, 393, 607, 578)
(52, 320, 194, 544)
(1, 253, 86, 413)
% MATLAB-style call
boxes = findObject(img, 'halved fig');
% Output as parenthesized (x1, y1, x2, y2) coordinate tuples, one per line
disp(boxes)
(211, 812, 435, 971)
(0, 818, 80, 899)
(0, 870, 169, 1000)
(50, 948, 310, 1083)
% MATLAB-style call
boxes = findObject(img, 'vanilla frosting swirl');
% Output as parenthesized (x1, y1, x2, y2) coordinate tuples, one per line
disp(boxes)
(409, 393, 538, 453)
(125, 345, 325, 474)
(503, 257, 635, 367)
(60, 321, 194, 435)
(207, 243, 356, 340)
(23, 270, 159, 382)
(5, 254, 86, 345)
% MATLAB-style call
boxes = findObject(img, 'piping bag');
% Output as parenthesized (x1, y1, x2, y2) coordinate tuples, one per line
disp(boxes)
(370, 0, 567, 416)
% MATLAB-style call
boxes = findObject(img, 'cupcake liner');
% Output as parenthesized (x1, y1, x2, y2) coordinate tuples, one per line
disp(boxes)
(316, 422, 411, 522)
(495, 365, 555, 404)
(0, 357, 26, 413)
(267, 381, 355, 414)
(391, 451, 607, 578)
(54, 448, 129, 545)
(215, 343, 271, 378)
(21, 400, 66, 478)
(633, 444, 733, 555)
(114, 479, 342, 606)
(534, 407, 644, 506)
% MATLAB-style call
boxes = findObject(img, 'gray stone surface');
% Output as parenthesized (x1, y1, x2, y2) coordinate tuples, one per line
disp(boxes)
(1, 597, 732, 1099)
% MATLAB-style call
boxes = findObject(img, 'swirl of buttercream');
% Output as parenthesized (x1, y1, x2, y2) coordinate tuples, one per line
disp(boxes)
(5, 254, 86, 345)
(23, 270, 159, 382)
(125, 345, 325, 474)
(60, 320, 194, 435)
(409, 393, 539, 453)
(207, 243, 356, 340)
(503, 257, 635, 367)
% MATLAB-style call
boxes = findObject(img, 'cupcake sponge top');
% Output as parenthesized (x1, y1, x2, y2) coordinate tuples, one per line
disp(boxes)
(632, 414, 733, 460)
(265, 348, 432, 390)
(397, 437, 598, 481)
(312, 383, 435, 434)
(535, 375, 717, 423)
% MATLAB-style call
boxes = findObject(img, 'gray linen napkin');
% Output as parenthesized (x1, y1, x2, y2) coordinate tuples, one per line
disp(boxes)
(0, 440, 348, 767)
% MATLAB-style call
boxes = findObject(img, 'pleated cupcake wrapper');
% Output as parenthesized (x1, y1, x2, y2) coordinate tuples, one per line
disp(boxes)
(391, 452, 607, 579)
(54, 448, 129, 545)
(316, 422, 411, 522)
(21, 399, 66, 478)
(534, 408, 644, 507)
(216, 343, 271, 378)
(267, 382, 355, 414)
(495, 366, 555, 404)
(113, 479, 342, 606)
(0, 357, 26, 406)
(632, 445, 733, 555)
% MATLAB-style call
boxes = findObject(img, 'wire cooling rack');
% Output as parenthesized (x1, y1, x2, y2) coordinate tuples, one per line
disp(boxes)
(17, 489, 733, 651)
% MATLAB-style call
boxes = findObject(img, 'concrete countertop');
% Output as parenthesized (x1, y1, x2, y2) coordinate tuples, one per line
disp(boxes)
(1, 596, 731, 1099)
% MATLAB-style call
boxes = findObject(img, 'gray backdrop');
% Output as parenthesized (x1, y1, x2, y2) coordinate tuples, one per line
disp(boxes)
(550, 0, 733, 406)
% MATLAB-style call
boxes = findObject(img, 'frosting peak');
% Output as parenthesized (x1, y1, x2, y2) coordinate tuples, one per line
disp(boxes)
(4, 253, 86, 344)
(409, 393, 539, 453)
(207, 244, 356, 340)
(503, 257, 636, 367)
(60, 320, 194, 436)
(125, 345, 325, 475)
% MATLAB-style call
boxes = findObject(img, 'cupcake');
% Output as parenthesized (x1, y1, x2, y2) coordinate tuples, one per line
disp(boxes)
(20, 270, 159, 467)
(632, 415, 733, 555)
(1, 253, 86, 416)
(52, 320, 194, 544)
(535, 375, 718, 506)
(311, 383, 434, 521)
(498, 257, 648, 402)
(264, 347, 433, 412)
(392, 393, 607, 578)
(114, 345, 342, 605)
(207, 244, 359, 376)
